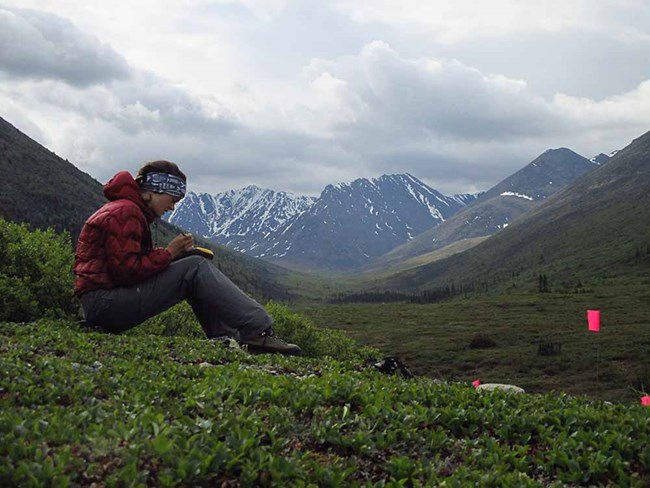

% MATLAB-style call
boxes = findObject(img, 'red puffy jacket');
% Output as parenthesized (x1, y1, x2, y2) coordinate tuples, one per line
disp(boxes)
(74, 171, 172, 295)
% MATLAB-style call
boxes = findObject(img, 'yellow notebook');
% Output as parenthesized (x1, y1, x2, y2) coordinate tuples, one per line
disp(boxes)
(174, 247, 214, 261)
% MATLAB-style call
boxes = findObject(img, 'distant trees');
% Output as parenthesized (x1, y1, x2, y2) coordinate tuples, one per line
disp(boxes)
(329, 281, 473, 304)
(329, 291, 412, 304)
(538, 274, 549, 293)
(411, 282, 467, 304)
(634, 243, 650, 260)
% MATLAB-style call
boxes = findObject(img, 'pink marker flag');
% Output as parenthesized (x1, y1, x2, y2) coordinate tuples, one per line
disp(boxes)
(472, 379, 481, 388)
(587, 310, 600, 332)
(642, 396, 650, 407)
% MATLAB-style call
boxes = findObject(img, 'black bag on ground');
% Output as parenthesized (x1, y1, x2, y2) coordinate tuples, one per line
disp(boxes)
(365, 356, 414, 379)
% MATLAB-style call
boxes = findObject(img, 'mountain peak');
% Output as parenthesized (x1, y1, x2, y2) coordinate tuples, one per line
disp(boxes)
(538, 147, 582, 159)
(543, 147, 571, 154)
(325, 173, 423, 194)
(167, 185, 315, 246)
(480, 147, 593, 202)
(241, 184, 263, 192)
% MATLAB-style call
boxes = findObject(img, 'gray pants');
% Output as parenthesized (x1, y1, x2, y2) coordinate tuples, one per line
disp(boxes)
(79, 256, 271, 340)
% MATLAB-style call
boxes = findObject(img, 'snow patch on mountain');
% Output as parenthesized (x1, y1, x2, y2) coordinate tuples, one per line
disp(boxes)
(500, 191, 534, 201)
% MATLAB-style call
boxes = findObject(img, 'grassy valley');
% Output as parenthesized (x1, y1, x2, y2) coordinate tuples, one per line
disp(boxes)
(357, 237, 489, 278)
(3, 116, 650, 485)
(306, 132, 650, 404)
(298, 285, 650, 403)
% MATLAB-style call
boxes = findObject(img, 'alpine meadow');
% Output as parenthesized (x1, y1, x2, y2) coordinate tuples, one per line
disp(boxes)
(2, 112, 650, 485)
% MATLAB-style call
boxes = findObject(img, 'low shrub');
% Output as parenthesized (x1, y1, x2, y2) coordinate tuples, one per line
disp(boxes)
(130, 301, 205, 339)
(0, 219, 75, 322)
(2, 321, 649, 487)
(266, 301, 378, 360)
(469, 333, 497, 349)
(130, 300, 377, 361)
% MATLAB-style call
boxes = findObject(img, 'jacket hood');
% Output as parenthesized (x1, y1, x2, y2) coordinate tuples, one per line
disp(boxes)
(103, 171, 157, 223)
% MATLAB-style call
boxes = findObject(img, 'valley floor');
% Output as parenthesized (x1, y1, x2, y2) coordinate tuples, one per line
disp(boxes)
(297, 287, 650, 402)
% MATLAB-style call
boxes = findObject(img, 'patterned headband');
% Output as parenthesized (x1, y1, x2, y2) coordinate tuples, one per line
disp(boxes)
(139, 172, 186, 199)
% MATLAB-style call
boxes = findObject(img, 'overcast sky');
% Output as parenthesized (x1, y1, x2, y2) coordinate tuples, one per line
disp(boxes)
(1, 1, 649, 196)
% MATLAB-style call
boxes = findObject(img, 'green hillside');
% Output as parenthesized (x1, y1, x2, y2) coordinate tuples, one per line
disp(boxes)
(2, 320, 649, 486)
(355, 237, 488, 278)
(373, 129, 650, 294)
(0, 117, 106, 238)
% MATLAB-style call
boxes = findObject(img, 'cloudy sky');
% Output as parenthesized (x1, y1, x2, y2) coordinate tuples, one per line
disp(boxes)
(1, 1, 649, 196)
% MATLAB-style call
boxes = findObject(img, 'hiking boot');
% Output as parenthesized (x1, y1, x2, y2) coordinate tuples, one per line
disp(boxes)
(242, 328, 302, 356)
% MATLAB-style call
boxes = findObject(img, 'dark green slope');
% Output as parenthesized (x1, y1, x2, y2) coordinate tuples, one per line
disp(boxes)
(378, 130, 650, 293)
(0, 116, 298, 301)
(0, 117, 106, 238)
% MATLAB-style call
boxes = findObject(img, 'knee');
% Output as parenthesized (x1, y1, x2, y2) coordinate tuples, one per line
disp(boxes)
(173, 255, 206, 271)
(190, 255, 216, 278)
(172, 255, 209, 282)
(184, 255, 205, 267)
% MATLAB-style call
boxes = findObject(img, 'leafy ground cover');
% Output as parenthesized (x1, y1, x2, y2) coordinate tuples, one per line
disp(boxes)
(297, 286, 650, 402)
(2, 320, 649, 486)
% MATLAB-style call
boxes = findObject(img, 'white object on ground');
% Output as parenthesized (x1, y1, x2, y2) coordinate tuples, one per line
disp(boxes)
(476, 383, 525, 394)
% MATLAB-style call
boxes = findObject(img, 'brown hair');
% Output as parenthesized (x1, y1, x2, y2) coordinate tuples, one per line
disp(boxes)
(135, 160, 187, 185)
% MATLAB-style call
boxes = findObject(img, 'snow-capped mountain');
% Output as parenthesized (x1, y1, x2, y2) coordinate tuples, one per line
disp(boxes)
(258, 173, 473, 271)
(167, 174, 476, 272)
(166, 186, 316, 252)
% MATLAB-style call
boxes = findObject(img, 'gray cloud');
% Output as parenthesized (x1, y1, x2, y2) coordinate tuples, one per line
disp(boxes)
(0, 7, 130, 86)
(1, 6, 647, 199)
(408, 30, 650, 101)
(291, 42, 578, 192)
(332, 1, 650, 101)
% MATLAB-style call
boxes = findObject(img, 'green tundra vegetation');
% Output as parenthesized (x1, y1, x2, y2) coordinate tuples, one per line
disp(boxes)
(2, 192, 650, 486)
(0, 219, 77, 322)
(297, 287, 650, 403)
(2, 320, 650, 487)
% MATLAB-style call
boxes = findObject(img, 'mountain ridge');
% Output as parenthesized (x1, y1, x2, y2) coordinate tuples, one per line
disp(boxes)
(364, 148, 596, 273)
(374, 129, 650, 293)
(167, 186, 316, 253)
(169, 173, 478, 272)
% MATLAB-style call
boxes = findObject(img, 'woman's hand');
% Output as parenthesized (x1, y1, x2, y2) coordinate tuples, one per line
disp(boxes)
(166, 233, 194, 259)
